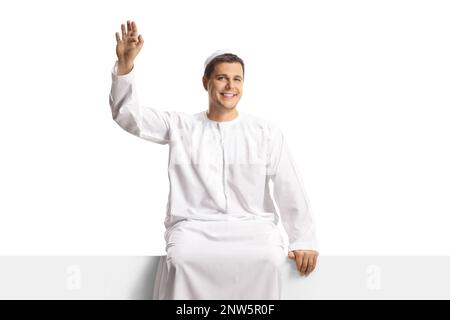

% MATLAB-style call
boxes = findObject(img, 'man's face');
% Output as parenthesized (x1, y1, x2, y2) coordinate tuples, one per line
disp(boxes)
(202, 62, 244, 111)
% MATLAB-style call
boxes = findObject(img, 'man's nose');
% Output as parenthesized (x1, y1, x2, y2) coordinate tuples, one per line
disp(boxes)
(225, 81, 234, 89)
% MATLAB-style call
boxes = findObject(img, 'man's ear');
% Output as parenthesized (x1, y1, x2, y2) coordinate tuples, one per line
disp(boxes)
(202, 76, 208, 91)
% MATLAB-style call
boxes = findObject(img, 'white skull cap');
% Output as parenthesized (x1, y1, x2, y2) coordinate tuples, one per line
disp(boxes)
(204, 49, 236, 69)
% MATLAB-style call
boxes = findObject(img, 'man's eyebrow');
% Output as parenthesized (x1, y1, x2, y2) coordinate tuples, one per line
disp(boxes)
(216, 74, 243, 78)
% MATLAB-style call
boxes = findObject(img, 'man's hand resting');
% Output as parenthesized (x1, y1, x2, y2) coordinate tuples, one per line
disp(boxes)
(288, 250, 319, 276)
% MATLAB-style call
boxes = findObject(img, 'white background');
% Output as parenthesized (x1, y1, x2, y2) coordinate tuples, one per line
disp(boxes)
(0, 0, 449, 255)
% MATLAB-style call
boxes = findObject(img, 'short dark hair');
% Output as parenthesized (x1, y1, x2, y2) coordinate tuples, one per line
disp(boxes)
(203, 53, 245, 79)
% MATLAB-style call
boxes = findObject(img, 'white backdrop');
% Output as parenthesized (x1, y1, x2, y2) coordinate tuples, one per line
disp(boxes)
(0, 0, 449, 256)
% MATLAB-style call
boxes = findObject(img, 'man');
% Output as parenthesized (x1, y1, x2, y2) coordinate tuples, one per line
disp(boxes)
(110, 20, 319, 299)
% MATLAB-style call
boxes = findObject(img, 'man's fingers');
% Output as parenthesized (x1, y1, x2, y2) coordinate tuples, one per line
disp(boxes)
(119, 20, 140, 44)
(121, 24, 126, 38)
(138, 34, 144, 45)
(291, 250, 319, 276)
(300, 255, 309, 275)
(288, 251, 295, 259)
(115, 32, 121, 42)
(294, 252, 304, 274)
(305, 257, 315, 276)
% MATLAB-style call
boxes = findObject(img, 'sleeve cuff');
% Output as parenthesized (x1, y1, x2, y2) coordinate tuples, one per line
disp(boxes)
(288, 240, 319, 252)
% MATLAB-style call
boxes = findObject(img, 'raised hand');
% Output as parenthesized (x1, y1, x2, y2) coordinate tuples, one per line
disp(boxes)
(115, 20, 144, 75)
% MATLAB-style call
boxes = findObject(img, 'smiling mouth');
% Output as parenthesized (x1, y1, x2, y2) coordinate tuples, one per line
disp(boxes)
(220, 93, 237, 98)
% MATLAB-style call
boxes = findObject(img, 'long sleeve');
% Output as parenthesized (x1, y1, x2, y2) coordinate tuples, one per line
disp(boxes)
(268, 126, 319, 252)
(109, 60, 172, 144)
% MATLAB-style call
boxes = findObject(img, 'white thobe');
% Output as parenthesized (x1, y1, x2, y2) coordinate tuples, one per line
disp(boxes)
(109, 61, 318, 299)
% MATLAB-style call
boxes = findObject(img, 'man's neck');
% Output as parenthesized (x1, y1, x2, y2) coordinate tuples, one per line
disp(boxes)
(206, 108, 239, 122)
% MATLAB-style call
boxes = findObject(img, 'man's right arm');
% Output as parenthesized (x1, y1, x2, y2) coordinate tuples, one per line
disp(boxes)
(109, 20, 172, 145)
(109, 60, 172, 145)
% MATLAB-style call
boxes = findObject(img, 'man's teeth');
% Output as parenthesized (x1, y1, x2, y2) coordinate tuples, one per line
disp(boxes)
(222, 93, 235, 97)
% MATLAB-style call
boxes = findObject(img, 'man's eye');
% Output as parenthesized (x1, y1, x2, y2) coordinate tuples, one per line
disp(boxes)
(235, 79, 241, 81)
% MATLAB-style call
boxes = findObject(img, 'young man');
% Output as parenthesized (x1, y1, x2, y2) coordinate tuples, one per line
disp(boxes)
(110, 20, 319, 299)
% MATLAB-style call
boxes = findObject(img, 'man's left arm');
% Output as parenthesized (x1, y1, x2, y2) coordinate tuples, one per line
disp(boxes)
(269, 127, 319, 276)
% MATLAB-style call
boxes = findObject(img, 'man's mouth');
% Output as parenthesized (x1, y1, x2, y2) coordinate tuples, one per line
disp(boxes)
(220, 92, 237, 99)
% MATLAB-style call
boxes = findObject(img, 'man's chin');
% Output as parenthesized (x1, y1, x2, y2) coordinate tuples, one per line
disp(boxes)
(216, 104, 237, 111)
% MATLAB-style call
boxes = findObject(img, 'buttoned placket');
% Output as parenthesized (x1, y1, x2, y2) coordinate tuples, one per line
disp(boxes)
(217, 123, 229, 213)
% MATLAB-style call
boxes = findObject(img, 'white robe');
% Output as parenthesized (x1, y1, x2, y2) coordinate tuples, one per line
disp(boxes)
(109, 61, 318, 299)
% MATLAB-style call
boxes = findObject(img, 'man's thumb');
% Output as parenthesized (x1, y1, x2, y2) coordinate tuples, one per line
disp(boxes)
(288, 251, 295, 259)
